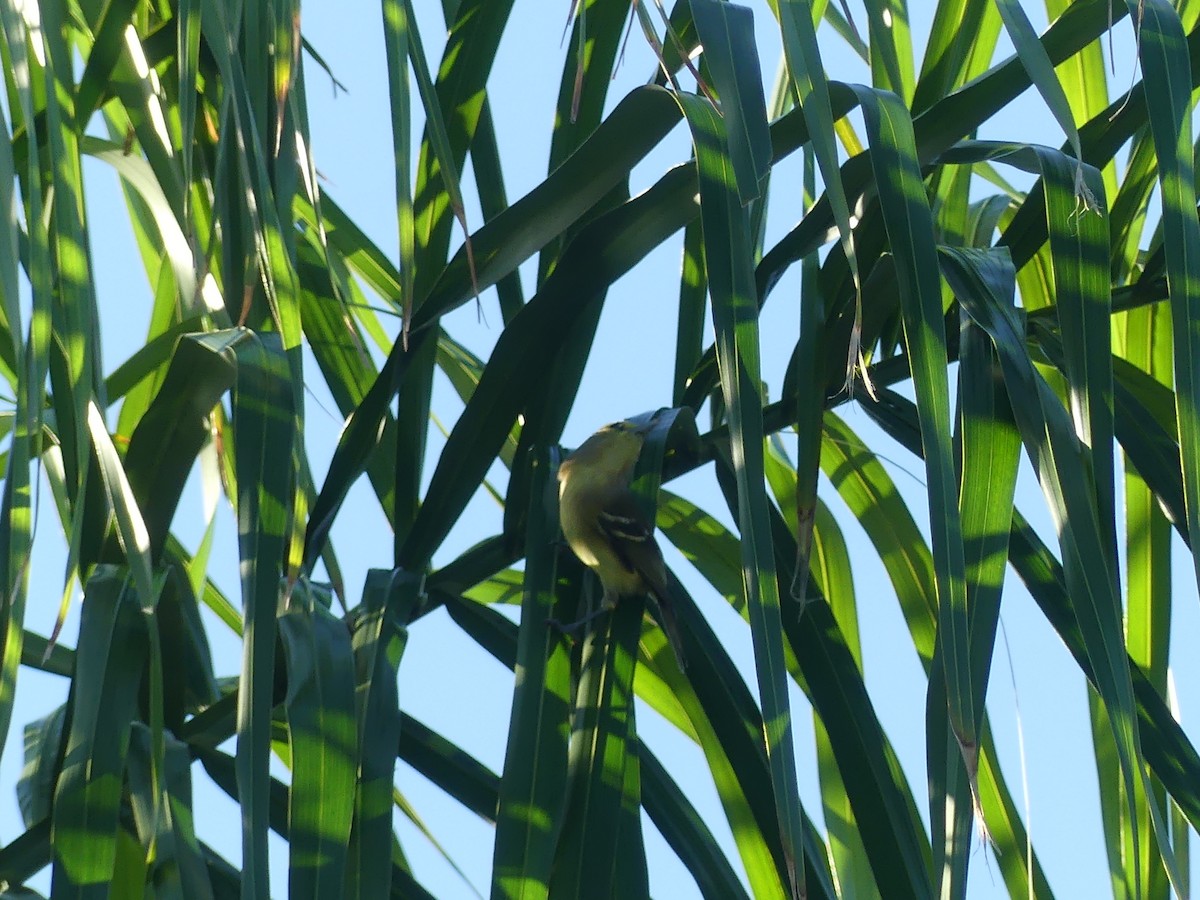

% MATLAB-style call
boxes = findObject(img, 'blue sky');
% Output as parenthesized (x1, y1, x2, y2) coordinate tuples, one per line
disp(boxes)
(2, 2, 1197, 898)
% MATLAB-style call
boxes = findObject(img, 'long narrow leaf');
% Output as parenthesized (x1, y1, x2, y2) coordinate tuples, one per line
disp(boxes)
(491, 447, 571, 900)
(677, 91, 805, 896)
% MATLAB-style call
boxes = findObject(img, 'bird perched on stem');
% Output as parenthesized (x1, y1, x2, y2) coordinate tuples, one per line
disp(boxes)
(555, 420, 686, 671)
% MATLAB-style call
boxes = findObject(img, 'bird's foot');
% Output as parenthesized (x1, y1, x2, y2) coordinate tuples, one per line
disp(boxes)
(547, 601, 614, 635)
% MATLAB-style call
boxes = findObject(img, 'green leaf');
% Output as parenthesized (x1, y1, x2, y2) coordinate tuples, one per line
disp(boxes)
(380, 0, 415, 333)
(279, 583, 358, 898)
(992, 0, 1090, 170)
(944, 244, 1181, 892)
(854, 387, 1061, 900)
(412, 86, 685, 329)
(18, 706, 67, 829)
(397, 162, 698, 570)
(126, 723, 215, 899)
(821, 411, 937, 659)
(776, 0, 864, 384)
(0, 1, 52, 780)
(1132, 0, 1200, 614)
(689, 0, 771, 204)
(230, 330, 296, 899)
(344, 571, 411, 899)
(639, 745, 750, 899)
(1008, 513, 1200, 838)
(929, 315, 1020, 897)
(1115, 299, 1175, 900)
(398, 711, 498, 824)
(677, 91, 805, 896)
(491, 447, 571, 900)
(51, 569, 147, 897)
(548, 596, 648, 899)
(445, 541, 794, 896)
(82, 138, 212, 320)
(852, 86, 973, 772)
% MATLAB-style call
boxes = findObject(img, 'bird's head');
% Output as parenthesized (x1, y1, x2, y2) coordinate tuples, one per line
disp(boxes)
(560, 420, 647, 482)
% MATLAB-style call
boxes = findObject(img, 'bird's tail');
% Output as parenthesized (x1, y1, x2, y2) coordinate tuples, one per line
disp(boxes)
(651, 590, 687, 673)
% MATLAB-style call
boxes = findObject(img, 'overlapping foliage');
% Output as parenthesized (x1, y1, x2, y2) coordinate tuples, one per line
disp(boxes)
(0, 0, 1197, 897)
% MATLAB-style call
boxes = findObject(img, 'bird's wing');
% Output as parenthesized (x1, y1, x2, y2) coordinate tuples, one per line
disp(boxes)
(596, 490, 658, 576)
(599, 489, 685, 671)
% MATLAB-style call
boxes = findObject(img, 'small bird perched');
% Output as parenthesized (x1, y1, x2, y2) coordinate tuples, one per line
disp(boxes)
(556, 420, 686, 670)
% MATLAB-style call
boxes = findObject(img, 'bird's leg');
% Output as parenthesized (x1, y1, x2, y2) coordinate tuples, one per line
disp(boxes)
(547, 602, 613, 635)
(546, 585, 616, 635)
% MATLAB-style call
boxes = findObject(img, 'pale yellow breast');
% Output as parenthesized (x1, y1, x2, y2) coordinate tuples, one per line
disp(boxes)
(557, 466, 642, 600)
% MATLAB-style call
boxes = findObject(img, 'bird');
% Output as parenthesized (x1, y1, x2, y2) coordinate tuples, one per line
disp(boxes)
(554, 420, 686, 671)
